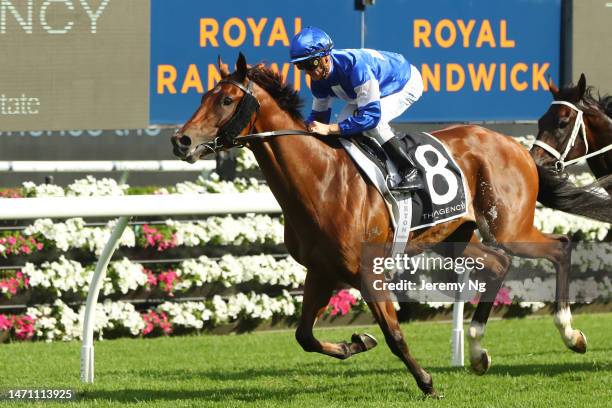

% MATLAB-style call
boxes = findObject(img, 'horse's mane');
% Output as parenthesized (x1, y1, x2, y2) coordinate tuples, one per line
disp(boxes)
(558, 84, 612, 120)
(246, 65, 304, 121)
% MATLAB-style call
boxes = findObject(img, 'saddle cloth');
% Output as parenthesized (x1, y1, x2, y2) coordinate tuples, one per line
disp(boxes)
(339, 131, 469, 247)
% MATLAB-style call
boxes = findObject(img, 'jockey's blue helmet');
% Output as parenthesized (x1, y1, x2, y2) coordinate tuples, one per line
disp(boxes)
(289, 26, 334, 63)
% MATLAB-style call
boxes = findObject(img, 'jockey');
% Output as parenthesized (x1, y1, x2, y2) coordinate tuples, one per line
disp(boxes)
(290, 26, 424, 191)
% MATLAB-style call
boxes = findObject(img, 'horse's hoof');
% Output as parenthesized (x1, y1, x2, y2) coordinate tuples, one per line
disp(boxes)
(352, 332, 378, 351)
(470, 349, 491, 375)
(422, 390, 444, 400)
(335, 341, 352, 360)
(568, 330, 587, 354)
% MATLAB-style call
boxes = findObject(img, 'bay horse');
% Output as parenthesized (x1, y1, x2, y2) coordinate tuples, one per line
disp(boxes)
(531, 73, 612, 221)
(171, 53, 589, 397)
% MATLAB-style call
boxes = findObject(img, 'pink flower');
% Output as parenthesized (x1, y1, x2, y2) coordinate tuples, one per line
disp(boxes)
(158, 312, 173, 334)
(141, 310, 159, 336)
(0, 278, 19, 295)
(13, 315, 35, 340)
(16, 271, 30, 288)
(145, 269, 157, 286)
(141, 225, 177, 251)
(327, 290, 357, 316)
(0, 314, 12, 331)
(6, 278, 19, 295)
(142, 319, 155, 336)
(141, 310, 173, 336)
(470, 286, 513, 307)
(36, 243, 43, 250)
(494, 287, 512, 307)
(158, 270, 178, 294)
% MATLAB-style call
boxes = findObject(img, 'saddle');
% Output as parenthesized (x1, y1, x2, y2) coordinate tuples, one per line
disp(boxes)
(345, 131, 468, 231)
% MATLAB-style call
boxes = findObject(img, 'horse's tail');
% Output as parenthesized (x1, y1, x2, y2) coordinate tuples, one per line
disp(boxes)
(536, 164, 612, 223)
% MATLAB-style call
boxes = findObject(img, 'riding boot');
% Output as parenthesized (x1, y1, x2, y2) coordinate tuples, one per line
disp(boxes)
(381, 137, 424, 191)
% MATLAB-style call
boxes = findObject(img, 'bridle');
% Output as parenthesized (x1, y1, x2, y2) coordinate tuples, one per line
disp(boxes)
(531, 100, 612, 172)
(189, 77, 317, 158)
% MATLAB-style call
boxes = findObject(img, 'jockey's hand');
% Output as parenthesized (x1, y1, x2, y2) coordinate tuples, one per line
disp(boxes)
(308, 121, 340, 136)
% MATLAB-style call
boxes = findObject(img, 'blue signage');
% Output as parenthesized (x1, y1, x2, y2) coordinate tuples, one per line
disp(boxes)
(150, 0, 561, 124)
(366, 0, 561, 122)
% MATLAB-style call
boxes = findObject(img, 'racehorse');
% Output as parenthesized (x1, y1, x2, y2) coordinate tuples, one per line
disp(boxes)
(171, 53, 592, 397)
(531, 73, 612, 220)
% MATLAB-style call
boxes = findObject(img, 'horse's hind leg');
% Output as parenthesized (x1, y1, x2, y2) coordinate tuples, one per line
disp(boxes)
(502, 228, 587, 353)
(295, 271, 378, 360)
(365, 297, 438, 397)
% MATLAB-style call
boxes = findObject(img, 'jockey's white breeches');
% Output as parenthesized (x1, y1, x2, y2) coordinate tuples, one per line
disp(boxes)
(338, 64, 423, 145)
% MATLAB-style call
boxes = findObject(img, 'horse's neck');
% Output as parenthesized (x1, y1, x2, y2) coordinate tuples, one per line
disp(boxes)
(586, 111, 612, 176)
(589, 112, 612, 149)
(248, 109, 343, 227)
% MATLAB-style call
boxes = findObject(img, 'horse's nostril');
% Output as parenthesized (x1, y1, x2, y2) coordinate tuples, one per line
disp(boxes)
(179, 135, 192, 146)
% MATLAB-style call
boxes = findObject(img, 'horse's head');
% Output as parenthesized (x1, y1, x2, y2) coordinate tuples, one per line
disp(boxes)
(531, 73, 590, 170)
(172, 53, 259, 163)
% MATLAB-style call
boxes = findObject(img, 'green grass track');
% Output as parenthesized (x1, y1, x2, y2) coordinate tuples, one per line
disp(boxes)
(0, 313, 610, 407)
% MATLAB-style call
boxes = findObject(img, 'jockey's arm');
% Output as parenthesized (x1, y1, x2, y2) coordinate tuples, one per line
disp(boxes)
(307, 64, 382, 136)
(306, 97, 332, 125)
(305, 82, 333, 125)
(338, 68, 382, 135)
(306, 86, 339, 135)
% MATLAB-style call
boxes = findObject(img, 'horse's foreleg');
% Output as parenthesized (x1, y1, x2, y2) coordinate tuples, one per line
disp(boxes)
(295, 271, 377, 360)
(465, 240, 511, 375)
(365, 298, 437, 397)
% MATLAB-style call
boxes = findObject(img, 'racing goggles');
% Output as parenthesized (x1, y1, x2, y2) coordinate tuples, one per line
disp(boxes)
(294, 58, 321, 71)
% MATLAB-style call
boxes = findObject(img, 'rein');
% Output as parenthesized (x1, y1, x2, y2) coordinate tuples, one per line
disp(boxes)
(192, 78, 319, 157)
(531, 100, 612, 171)
(238, 129, 320, 142)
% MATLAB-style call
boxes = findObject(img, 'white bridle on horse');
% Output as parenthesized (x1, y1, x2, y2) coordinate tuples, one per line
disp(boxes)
(531, 100, 612, 171)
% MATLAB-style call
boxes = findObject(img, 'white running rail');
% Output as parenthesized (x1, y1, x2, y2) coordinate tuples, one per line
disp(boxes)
(0, 160, 215, 172)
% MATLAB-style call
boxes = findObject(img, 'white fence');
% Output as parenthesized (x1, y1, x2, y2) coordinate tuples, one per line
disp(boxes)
(0, 160, 215, 173)
(0, 192, 465, 383)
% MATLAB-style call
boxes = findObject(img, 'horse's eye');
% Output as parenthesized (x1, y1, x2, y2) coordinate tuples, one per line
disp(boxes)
(222, 96, 233, 106)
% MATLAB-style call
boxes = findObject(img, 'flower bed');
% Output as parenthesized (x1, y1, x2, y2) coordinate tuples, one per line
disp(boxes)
(0, 175, 609, 343)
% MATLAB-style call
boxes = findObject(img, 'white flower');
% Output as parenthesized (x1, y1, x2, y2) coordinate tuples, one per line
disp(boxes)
(236, 149, 259, 171)
(105, 258, 148, 295)
(158, 301, 212, 329)
(24, 257, 91, 295)
(66, 176, 128, 197)
(22, 181, 65, 197)
(172, 174, 269, 194)
(519, 302, 546, 312)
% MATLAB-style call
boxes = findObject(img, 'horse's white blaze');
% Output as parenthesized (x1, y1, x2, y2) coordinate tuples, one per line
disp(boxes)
(467, 322, 485, 358)
(554, 306, 576, 346)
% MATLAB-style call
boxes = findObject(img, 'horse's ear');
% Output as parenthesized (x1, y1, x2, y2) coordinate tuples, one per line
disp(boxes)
(235, 52, 248, 82)
(577, 73, 587, 100)
(217, 55, 230, 78)
(548, 75, 559, 98)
